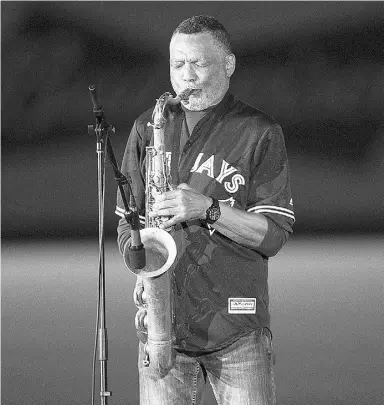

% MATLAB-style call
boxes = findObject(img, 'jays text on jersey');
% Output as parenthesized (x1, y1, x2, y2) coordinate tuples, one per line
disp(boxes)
(116, 92, 295, 353)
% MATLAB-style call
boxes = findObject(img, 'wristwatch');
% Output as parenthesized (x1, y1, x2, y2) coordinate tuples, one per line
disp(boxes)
(205, 197, 221, 224)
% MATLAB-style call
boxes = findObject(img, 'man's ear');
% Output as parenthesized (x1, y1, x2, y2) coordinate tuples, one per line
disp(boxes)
(225, 54, 236, 78)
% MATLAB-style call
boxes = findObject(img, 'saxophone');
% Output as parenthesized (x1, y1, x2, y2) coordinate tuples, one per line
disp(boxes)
(123, 89, 194, 376)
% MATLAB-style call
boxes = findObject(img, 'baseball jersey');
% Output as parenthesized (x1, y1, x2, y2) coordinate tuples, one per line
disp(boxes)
(116, 92, 295, 353)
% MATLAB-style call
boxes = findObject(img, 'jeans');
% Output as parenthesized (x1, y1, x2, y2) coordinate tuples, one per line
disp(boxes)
(138, 328, 276, 405)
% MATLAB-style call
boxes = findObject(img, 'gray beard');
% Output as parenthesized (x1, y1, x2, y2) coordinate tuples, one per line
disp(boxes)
(182, 93, 224, 111)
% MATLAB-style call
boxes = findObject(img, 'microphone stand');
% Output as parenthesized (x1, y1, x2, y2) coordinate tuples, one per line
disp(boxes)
(88, 85, 142, 405)
(87, 86, 114, 405)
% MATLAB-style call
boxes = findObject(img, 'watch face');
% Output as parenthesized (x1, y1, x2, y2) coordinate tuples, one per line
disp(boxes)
(208, 207, 221, 221)
(206, 198, 221, 224)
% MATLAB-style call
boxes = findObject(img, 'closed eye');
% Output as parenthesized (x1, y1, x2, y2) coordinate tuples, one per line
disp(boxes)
(171, 61, 184, 69)
(195, 61, 209, 67)
(171, 60, 210, 69)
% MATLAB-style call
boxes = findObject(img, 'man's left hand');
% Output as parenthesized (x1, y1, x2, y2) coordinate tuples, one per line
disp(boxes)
(150, 183, 212, 229)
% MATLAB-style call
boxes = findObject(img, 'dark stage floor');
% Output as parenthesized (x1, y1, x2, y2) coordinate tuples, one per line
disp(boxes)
(2, 235, 383, 405)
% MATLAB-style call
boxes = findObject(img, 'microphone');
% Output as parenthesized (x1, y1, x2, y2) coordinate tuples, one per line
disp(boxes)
(124, 193, 146, 270)
(89, 84, 102, 110)
(118, 174, 146, 270)
(89, 84, 110, 127)
(128, 229, 146, 270)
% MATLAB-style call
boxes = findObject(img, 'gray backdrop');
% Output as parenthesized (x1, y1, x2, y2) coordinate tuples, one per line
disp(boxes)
(2, 2, 384, 405)
(3, 1, 384, 238)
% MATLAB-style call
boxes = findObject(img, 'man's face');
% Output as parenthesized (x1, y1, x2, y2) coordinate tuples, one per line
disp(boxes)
(169, 32, 235, 111)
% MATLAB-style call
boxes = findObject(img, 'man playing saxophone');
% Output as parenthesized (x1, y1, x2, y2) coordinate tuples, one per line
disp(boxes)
(116, 15, 295, 405)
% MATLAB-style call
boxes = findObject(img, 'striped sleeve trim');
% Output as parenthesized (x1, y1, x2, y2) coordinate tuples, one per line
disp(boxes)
(115, 206, 126, 218)
(247, 205, 295, 222)
(115, 206, 146, 225)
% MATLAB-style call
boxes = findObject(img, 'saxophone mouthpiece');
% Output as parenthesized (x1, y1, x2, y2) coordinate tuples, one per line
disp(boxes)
(176, 88, 197, 104)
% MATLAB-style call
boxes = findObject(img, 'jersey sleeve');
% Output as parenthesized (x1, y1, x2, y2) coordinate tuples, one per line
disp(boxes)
(246, 122, 295, 256)
(116, 120, 147, 255)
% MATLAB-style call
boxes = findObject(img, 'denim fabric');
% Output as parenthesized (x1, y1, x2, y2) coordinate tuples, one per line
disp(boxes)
(138, 328, 276, 405)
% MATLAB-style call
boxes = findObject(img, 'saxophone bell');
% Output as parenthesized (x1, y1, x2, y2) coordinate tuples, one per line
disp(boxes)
(123, 227, 176, 376)
(123, 227, 176, 278)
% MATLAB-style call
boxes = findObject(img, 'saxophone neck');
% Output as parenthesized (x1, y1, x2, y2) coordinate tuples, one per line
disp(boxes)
(151, 89, 196, 127)
(152, 92, 172, 128)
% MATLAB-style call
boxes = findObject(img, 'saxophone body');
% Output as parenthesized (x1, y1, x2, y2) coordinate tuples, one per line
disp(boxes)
(123, 89, 194, 376)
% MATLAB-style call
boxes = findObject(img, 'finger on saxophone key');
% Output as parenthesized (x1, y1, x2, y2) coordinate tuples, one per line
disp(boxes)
(135, 308, 148, 330)
(133, 283, 147, 307)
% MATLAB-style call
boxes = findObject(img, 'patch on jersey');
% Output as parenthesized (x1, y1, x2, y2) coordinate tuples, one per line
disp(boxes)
(228, 298, 256, 314)
(208, 197, 236, 236)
